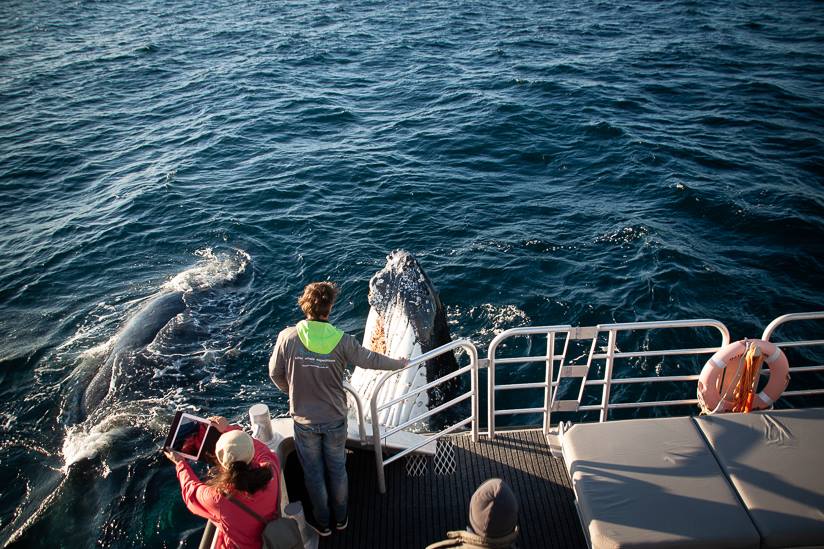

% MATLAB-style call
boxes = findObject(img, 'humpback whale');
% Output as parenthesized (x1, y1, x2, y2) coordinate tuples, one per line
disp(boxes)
(64, 248, 250, 428)
(1, 249, 250, 547)
(349, 250, 459, 430)
(75, 290, 186, 422)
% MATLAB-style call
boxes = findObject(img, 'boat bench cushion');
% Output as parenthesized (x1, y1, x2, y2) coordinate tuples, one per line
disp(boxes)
(563, 416, 760, 549)
(695, 408, 824, 549)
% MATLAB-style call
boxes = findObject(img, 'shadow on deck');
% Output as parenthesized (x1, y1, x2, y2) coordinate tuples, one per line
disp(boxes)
(322, 429, 586, 549)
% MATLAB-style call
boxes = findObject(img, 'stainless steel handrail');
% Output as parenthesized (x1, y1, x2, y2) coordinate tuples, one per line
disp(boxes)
(487, 325, 571, 440)
(343, 382, 367, 443)
(363, 312, 823, 493)
(596, 320, 730, 422)
(370, 339, 479, 494)
(762, 311, 824, 341)
(762, 311, 824, 398)
(486, 319, 730, 438)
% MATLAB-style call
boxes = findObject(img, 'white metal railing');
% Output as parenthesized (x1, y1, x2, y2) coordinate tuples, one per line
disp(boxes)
(362, 312, 823, 491)
(370, 339, 479, 494)
(343, 382, 367, 443)
(762, 312, 824, 399)
(486, 319, 731, 439)
(486, 324, 570, 440)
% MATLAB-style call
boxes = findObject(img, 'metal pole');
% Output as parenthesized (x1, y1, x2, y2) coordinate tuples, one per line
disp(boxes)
(600, 330, 617, 422)
(343, 382, 367, 443)
(198, 521, 217, 549)
(370, 376, 389, 494)
(487, 341, 496, 440)
(543, 331, 555, 435)
(469, 343, 479, 443)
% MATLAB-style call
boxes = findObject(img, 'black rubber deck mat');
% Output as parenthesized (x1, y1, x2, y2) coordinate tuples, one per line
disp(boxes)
(322, 429, 586, 549)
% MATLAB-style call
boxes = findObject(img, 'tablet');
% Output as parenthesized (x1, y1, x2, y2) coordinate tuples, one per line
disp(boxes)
(163, 411, 221, 463)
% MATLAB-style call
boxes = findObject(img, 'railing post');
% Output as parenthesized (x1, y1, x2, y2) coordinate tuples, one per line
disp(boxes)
(371, 388, 387, 494)
(543, 331, 555, 435)
(470, 343, 479, 443)
(600, 330, 617, 422)
(487, 343, 496, 440)
(343, 382, 367, 443)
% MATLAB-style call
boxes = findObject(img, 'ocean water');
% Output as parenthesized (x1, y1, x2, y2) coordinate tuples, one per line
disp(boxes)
(1, 0, 823, 546)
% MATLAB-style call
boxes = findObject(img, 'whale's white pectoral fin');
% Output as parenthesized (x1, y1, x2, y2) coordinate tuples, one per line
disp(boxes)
(399, 364, 427, 425)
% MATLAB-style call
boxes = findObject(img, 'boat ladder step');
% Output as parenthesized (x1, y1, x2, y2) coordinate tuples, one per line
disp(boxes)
(549, 329, 600, 413)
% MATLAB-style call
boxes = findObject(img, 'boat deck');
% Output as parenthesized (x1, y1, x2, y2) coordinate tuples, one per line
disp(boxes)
(322, 429, 586, 549)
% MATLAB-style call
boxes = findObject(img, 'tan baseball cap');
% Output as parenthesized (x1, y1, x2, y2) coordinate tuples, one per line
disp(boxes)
(215, 430, 254, 468)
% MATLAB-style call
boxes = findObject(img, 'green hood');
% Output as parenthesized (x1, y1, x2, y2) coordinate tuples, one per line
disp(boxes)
(296, 320, 344, 354)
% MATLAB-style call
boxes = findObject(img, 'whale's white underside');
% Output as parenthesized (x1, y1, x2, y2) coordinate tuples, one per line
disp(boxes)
(349, 306, 429, 430)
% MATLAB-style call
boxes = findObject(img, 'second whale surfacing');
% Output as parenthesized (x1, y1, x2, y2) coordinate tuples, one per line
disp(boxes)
(0, 250, 251, 548)
(349, 250, 459, 431)
(61, 248, 250, 451)
(75, 290, 186, 423)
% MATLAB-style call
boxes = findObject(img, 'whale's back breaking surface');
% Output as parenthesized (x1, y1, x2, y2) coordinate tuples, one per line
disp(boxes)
(111, 291, 185, 353)
(78, 291, 186, 421)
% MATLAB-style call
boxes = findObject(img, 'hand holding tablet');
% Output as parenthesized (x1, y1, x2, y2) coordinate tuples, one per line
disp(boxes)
(207, 416, 230, 433)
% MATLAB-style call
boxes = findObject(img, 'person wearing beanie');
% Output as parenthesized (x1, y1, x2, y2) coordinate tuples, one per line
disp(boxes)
(165, 416, 281, 549)
(269, 281, 408, 536)
(426, 478, 520, 548)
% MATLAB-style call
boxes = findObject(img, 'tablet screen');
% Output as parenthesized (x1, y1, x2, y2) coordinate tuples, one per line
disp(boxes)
(164, 411, 220, 462)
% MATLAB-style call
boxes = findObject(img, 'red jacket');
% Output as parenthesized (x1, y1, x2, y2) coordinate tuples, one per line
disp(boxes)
(175, 426, 281, 549)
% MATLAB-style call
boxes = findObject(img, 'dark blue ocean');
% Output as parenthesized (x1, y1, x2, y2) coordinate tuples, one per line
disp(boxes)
(1, 0, 823, 546)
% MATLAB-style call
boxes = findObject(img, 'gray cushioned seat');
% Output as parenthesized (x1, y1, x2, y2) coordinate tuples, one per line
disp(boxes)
(563, 416, 760, 549)
(695, 408, 824, 549)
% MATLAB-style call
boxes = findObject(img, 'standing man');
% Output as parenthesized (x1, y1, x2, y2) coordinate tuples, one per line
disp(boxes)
(269, 281, 407, 536)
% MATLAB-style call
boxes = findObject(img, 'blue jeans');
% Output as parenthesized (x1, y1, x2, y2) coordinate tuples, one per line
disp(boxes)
(293, 418, 348, 528)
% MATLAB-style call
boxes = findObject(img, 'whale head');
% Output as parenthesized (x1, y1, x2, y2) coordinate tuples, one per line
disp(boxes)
(352, 250, 459, 430)
(367, 250, 442, 350)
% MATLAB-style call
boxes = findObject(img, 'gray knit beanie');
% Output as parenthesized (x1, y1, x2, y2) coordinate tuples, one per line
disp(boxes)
(469, 479, 518, 538)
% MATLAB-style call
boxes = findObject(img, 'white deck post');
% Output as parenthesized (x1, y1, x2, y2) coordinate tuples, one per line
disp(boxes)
(600, 330, 617, 423)
(543, 331, 555, 435)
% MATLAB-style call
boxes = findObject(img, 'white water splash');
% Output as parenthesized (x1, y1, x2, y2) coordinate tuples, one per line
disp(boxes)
(61, 396, 169, 468)
(451, 303, 530, 345)
(62, 421, 129, 471)
(164, 247, 251, 293)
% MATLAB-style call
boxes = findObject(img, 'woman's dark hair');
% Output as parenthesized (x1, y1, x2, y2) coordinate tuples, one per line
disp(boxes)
(208, 461, 273, 494)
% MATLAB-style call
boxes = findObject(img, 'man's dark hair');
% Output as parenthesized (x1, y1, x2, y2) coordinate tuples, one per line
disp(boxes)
(298, 282, 339, 319)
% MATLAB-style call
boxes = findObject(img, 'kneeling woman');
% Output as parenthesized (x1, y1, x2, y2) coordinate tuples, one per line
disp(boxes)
(165, 416, 281, 549)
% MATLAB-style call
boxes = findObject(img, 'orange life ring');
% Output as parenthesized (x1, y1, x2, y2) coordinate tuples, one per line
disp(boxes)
(697, 339, 790, 413)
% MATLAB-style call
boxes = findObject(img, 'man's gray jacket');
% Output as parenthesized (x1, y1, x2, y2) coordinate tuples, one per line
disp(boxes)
(269, 319, 405, 425)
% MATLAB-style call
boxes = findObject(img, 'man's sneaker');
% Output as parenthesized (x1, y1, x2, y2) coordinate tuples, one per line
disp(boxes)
(335, 515, 348, 531)
(306, 517, 332, 537)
